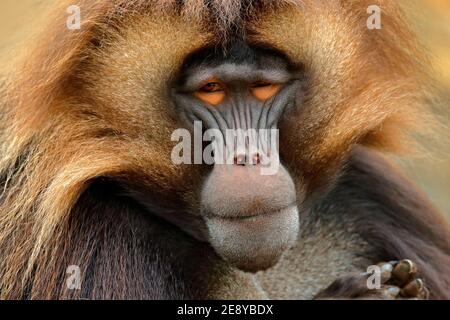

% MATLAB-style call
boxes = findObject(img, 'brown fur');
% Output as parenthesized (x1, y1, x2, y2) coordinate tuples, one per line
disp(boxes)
(0, 0, 448, 299)
(258, 146, 450, 299)
(251, 0, 435, 191)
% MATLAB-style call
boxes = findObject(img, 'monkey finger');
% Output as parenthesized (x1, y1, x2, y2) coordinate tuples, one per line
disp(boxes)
(376, 262, 394, 284)
(392, 259, 417, 286)
(400, 278, 424, 298)
(381, 286, 401, 299)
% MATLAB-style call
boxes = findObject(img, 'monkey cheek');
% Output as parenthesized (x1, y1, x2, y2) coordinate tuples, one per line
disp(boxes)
(205, 205, 299, 273)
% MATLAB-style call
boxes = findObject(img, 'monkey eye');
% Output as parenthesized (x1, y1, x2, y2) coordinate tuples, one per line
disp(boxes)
(199, 82, 224, 93)
(194, 80, 226, 105)
(250, 82, 281, 101)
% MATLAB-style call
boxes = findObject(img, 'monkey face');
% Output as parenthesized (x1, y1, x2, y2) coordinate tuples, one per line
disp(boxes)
(48, 3, 425, 274)
(171, 43, 302, 271)
(0, 0, 439, 300)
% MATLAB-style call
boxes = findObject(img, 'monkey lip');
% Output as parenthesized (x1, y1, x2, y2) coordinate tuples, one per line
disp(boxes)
(207, 203, 297, 221)
(205, 204, 299, 272)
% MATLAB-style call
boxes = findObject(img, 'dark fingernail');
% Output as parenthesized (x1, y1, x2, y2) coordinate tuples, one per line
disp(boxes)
(401, 279, 421, 297)
(393, 259, 416, 285)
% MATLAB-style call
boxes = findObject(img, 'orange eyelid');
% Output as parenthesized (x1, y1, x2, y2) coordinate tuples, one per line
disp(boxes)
(251, 84, 281, 101)
(194, 91, 225, 106)
(193, 79, 226, 106)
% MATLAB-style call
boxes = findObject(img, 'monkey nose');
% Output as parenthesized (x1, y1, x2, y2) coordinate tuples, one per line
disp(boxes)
(233, 152, 262, 166)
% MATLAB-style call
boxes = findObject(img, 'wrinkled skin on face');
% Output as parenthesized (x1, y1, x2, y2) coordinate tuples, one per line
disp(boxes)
(171, 43, 302, 271)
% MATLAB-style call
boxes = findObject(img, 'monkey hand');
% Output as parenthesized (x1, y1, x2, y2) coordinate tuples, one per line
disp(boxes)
(314, 259, 429, 300)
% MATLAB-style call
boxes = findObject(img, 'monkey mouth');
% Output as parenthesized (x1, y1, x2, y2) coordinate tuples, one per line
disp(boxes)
(206, 203, 297, 221)
(205, 204, 299, 272)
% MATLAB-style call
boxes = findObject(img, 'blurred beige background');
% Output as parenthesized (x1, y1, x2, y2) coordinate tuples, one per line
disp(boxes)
(0, 0, 449, 219)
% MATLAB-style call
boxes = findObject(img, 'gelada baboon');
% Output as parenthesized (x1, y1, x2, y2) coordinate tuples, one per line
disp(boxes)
(0, 0, 449, 299)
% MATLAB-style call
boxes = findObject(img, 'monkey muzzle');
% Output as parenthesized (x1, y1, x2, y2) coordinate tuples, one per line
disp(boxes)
(202, 163, 299, 272)
(172, 54, 301, 272)
(190, 91, 299, 272)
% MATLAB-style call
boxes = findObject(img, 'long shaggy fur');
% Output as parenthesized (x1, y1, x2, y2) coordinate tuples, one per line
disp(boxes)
(0, 0, 446, 299)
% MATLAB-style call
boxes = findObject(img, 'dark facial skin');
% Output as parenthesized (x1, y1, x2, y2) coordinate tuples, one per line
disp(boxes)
(172, 43, 302, 272)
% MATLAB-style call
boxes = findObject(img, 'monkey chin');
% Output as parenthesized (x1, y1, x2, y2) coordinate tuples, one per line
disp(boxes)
(205, 205, 299, 273)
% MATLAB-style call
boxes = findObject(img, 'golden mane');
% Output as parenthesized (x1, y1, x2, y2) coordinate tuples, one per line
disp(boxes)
(0, 0, 438, 299)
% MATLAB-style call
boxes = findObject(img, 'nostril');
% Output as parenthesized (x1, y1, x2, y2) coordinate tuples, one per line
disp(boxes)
(234, 154, 246, 166)
(252, 153, 261, 165)
(233, 153, 262, 166)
